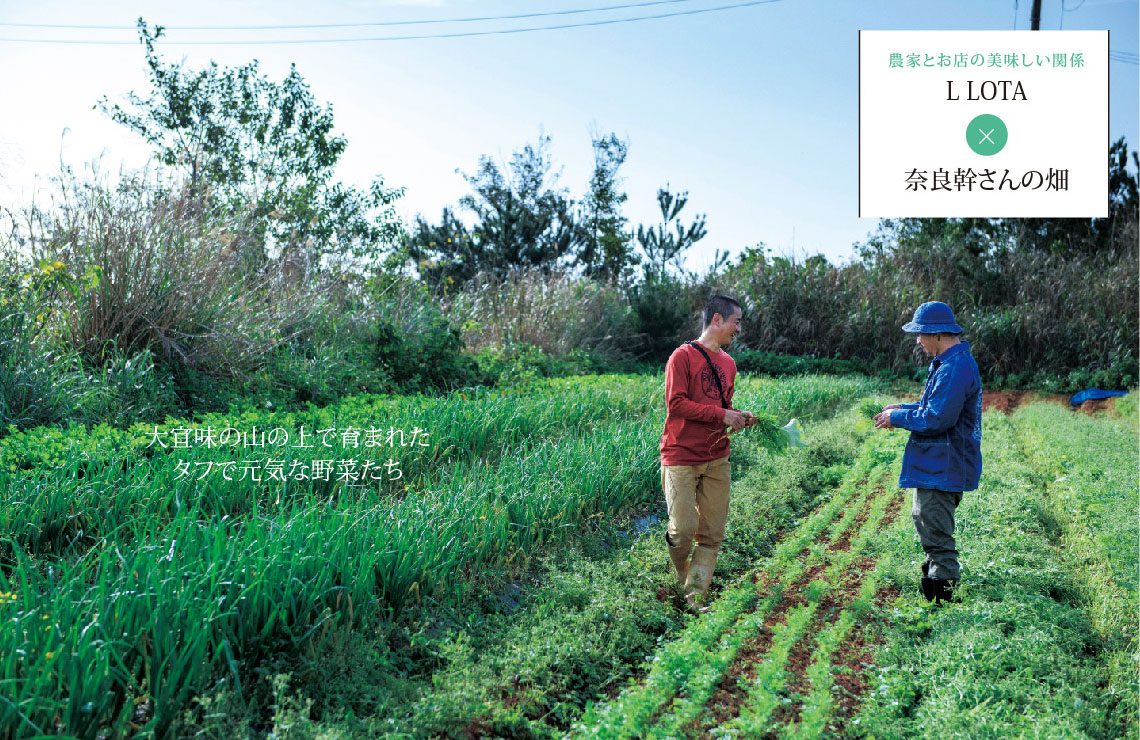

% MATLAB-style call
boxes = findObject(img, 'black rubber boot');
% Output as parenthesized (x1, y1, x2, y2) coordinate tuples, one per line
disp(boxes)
(920, 576, 937, 602)
(933, 578, 958, 606)
(921, 560, 930, 577)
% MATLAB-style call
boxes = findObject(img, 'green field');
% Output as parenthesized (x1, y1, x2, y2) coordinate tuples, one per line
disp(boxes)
(1, 374, 1135, 739)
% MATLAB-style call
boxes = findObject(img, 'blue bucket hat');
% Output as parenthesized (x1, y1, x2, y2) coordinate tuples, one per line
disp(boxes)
(902, 301, 962, 334)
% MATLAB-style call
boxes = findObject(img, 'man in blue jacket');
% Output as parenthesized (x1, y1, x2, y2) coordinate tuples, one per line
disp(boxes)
(873, 302, 982, 606)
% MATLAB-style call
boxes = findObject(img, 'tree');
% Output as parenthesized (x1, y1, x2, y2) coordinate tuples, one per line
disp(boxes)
(100, 19, 403, 273)
(409, 133, 580, 283)
(636, 186, 708, 277)
(404, 207, 481, 287)
(577, 130, 636, 282)
(457, 132, 579, 275)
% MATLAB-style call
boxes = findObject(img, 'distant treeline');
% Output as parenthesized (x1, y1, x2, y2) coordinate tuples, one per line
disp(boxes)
(1, 31, 1136, 433)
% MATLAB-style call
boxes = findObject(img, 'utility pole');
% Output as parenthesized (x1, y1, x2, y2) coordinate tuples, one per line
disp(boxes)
(1031, 0, 1042, 30)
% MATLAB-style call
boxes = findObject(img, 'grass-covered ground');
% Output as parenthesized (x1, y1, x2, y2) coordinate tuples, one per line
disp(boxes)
(856, 410, 1134, 740)
(1, 375, 1134, 739)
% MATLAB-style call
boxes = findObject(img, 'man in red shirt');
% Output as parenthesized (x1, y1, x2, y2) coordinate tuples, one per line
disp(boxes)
(660, 295, 757, 608)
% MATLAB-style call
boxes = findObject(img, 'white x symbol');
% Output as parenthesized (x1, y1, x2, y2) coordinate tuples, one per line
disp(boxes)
(978, 128, 995, 145)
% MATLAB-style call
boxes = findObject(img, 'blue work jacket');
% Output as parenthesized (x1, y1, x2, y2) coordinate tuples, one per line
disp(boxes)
(889, 341, 983, 492)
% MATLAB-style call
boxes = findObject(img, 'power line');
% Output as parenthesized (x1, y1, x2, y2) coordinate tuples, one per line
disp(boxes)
(0, 0, 786, 45)
(1060, 0, 1089, 30)
(0, 0, 701, 31)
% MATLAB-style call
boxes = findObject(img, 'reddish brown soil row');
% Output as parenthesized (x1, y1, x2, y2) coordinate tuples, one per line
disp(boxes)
(979, 389, 1114, 416)
(464, 477, 909, 739)
(821, 583, 901, 735)
(775, 494, 906, 731)
(696, 486, 906, 739)
(878, 491, 905, 532)
(774, 556, 878, 728)
(805, 492, 907, 734)
(790, 485, 863, 560)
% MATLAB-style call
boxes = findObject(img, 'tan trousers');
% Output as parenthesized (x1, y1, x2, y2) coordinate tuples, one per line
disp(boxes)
(662, 456, 731, 551)
(662, 456, 731, 597)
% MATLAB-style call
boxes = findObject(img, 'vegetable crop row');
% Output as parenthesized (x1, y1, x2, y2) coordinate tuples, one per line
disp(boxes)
(721, 470, 897, 738)
(0, 373, 883, 739)
(571, 432, 895, 740)
(0, 419, 661, 739)
(787, 568, 884, 740)
(644, 484, 877, 740)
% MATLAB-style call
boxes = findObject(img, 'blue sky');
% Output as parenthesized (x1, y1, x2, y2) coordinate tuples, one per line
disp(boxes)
(0, 0, 1136, 269)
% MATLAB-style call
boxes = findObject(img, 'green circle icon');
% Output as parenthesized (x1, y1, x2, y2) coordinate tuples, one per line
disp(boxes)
(966, 114, 1008, 156)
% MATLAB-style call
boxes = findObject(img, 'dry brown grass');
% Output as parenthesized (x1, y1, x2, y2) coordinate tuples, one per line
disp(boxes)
(16, 170, 326, 378)
(443, 268, 632, 357)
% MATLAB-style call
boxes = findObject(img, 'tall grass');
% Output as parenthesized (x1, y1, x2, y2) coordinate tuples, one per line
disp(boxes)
(0, 373, 879, 739)
(14, 170, 318, 375)
(443, 268, 633, 358)
(0, 265, 91, 431)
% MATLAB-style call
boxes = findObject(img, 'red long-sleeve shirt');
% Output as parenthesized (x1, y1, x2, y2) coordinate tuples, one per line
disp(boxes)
(659, 342, 736, 465)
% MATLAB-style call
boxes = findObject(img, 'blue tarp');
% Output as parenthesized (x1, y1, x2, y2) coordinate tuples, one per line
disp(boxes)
(1069, 388, 1130, 406)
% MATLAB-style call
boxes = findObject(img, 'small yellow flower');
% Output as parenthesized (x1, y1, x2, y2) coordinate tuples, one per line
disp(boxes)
(45, 651, 55, 659)
(43, 265, 54, 274)
(52, 261, 64, 270)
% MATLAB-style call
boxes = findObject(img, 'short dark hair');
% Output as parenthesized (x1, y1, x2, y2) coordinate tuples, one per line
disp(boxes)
(704, 295, 741, 328)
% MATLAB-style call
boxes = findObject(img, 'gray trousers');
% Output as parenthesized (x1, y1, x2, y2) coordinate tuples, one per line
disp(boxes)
(913, 488, 962, 580)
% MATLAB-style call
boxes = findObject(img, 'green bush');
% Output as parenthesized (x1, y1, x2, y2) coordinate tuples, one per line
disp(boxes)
(473, 342, 605, 386)
(260, 336, 392, 408)
(374, 318, 481, 393)
(732, 349, 872, 377)
(718, 213, 1138, 390)
(0, 264, 92, 434)
(628, 272, 698, 362)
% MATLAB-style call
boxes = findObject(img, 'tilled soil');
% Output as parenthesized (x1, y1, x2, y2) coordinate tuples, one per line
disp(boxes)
(695, 484, 905, 739)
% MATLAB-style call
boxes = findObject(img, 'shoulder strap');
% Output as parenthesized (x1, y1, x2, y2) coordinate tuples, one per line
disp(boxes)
(686, 341, 730, 410)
